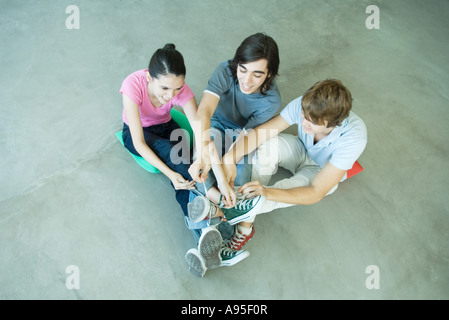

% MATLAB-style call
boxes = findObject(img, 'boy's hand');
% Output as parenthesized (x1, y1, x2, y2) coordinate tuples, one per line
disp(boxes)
(188, 158, 211, 183)
(217, 181, 237, 208)
(189, 141, 215, 183)
(238, 180, 267, 199)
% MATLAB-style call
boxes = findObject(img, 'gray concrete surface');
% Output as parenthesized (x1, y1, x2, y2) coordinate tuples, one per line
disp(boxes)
(1, 0, 448, 300)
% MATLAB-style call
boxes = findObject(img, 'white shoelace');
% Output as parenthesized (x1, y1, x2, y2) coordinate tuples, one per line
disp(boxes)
(234, 197, 255, 210)
(229, 232, 245, 247)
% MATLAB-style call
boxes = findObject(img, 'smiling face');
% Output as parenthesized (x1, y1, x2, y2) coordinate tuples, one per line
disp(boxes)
(236, 59, 269, 95)
(146, 72, 184, 106)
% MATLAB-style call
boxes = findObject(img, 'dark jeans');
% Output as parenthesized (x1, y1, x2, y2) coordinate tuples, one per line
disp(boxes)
(122, 120, 192, 217)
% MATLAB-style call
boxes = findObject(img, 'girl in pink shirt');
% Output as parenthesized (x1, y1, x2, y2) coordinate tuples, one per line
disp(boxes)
(120, 44, 199, 208)
(120, 44, 239, 277)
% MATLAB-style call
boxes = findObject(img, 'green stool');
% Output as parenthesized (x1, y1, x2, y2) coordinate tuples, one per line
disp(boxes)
(116, 108, 194, 173)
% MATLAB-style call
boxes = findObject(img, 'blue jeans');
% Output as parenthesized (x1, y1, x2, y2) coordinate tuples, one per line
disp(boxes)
(122, 120, 197, 217)
(122, 120, 239, 244)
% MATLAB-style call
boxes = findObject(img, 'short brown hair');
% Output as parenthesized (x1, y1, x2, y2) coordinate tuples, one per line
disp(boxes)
(301, 79, 352, 128)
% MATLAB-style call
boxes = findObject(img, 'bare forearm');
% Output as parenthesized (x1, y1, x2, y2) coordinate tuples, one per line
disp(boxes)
(208, 143, 227, 185)
(234, 130, 258, 164)
(225, 115, 288, 165)
(194, 93, 218, 154)
(240, 162, 345, 206)
(193, 111, 212, 153)
(265, 186, 323, 205)
(135, 143, 174, 177)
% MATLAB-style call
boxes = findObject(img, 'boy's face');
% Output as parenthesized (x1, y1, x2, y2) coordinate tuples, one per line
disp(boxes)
(237, 59, 269, 95)
(300, 111, 334, 136)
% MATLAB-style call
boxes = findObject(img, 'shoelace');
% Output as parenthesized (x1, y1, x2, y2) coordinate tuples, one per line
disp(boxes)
(221, 245, 237, 257)
(227, 231, 245, 250)
(234, 197, 256, 211)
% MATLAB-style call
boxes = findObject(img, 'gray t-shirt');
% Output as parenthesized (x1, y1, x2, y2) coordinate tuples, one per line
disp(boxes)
(205, 61, 281, 130)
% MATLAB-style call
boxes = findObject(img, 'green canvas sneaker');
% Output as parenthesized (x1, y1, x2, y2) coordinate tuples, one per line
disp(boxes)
(186, 244, 249, 277)
(220, 246, 250, 267)
(221, 196, 265, 225)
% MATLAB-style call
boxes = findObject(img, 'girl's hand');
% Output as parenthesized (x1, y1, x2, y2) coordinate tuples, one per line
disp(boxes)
(170, 172, 196, 190)
(237, 181, 267, 199)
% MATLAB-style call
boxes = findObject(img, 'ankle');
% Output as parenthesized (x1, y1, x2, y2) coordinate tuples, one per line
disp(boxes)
(239, 221, 253, 230)
(237, 224, 253, 236)
(215, 207, 224, 218)
(210, 205, 224, 218)
(207, 187, 222, 205)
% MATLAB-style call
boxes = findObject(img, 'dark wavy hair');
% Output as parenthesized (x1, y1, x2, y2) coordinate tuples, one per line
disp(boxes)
(148, 43, 186, 78)
(228, 33, 280, 95)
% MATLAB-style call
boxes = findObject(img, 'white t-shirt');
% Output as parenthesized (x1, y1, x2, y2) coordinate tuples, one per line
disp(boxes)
(280, 96, 367, 171)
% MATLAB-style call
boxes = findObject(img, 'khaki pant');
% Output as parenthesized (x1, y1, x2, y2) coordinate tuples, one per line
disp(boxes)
(249, 133, 338, 218)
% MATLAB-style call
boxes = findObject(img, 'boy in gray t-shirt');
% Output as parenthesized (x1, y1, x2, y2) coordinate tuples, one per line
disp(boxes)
(190, 33, 281, 190)
(203, 60, 281, 186)
(206, 60, 281, 131)
(184, 33, 282, 277)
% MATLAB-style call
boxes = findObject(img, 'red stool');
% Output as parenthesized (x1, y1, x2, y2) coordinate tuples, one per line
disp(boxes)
(347, 160, 364, 179)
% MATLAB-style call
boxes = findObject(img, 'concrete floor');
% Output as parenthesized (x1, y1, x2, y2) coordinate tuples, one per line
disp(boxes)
(1, 0, 448, 300)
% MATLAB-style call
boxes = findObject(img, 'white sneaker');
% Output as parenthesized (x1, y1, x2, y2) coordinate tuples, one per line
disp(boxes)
(185, 248, 206, 278)
(188, 196, 218, 223)
(198, 226, 222, 269)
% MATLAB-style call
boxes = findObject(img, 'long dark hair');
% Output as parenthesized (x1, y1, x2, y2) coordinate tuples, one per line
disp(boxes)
(229, 33, 280, 95)
(148, 43, 186, 78)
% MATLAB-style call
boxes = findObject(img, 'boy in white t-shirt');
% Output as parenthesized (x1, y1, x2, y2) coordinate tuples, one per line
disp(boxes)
(217, 79, 368, 250)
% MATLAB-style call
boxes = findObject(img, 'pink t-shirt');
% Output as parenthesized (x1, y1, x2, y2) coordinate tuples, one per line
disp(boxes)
(120, 69, 195, 127)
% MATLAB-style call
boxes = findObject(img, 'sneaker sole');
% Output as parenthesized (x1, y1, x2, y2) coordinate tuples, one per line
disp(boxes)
(188, 196, 210, 223)
(226, 196, 266, 225)
(185, 248, 206, 278)
(221, 250, 250, 267)
(198, 227, 222, 269)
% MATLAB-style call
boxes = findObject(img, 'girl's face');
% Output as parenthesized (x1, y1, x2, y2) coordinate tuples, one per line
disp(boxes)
(237, 59, 269, 95)
(147, 72, 184, 105)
